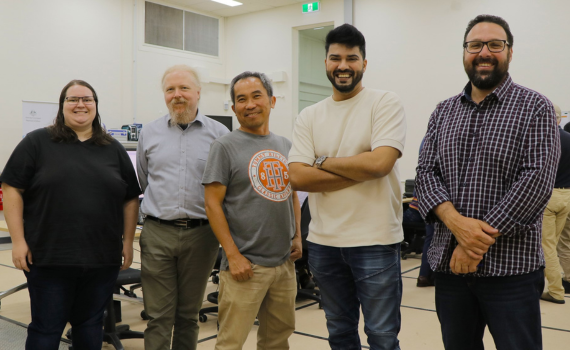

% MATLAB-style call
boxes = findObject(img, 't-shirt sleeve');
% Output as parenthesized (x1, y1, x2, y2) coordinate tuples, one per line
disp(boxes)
(116, 143, 142, 200)
(0, 133, 38, 190)
(202, 141, 231, 186)
(288, 111, 316, 165)
(371, 91, 406, 157)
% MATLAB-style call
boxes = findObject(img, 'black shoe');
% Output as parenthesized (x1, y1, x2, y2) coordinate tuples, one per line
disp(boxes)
(541, 292, 565, 304)
(417, 276, 435, 287)
(563, 279, 570, 294)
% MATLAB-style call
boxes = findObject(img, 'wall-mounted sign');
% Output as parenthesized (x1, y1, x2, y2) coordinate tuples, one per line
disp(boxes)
(302, 2, 320, 13)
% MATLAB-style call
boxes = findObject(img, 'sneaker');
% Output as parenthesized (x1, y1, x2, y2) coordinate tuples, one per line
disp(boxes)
(417, 276, 435, 287)
(541, 292, 565, 304)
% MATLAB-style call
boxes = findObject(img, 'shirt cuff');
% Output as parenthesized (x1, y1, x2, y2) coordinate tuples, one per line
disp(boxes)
(418, 190, 450, 224)
(483, 206, 530, 239)
(288, 155, 315, 166)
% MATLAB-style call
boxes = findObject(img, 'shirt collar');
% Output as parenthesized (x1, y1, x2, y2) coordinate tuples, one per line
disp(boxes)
(461, 73, 513, 104)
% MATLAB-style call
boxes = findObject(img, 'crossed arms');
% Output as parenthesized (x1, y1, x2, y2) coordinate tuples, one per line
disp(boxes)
(288, 146, 401, 193)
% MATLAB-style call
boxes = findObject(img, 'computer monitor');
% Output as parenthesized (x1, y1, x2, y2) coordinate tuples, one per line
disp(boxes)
(126, 149, 144, 199)
(206, 115, 233, 131)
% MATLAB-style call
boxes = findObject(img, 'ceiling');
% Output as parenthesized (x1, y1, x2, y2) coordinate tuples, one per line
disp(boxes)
(162, 0, 309, 17)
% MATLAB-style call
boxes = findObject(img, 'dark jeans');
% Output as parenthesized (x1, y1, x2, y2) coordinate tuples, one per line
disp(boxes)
(419, 224, 434, 277)
(24, 265, 120, 350)
(435, 269, 544, 350)
(308, 242, 402, 350)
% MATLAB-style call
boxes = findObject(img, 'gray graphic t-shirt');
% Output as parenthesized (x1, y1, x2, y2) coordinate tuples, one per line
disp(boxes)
(202, 130, 295, 270)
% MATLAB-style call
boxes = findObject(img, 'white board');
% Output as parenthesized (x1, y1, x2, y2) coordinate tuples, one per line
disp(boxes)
(22, 101, 58, 137)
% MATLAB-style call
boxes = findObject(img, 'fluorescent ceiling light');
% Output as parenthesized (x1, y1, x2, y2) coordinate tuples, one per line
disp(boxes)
(212, 0, 243, 6)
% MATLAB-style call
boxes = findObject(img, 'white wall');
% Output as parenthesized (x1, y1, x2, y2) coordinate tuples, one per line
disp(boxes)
(224, 0, 345, 139)
(132, 0, 230, 126)
(2, 0, 570, 181)
(225, 0, 570, 180)
(354, 0, 570, 179)
(0, 0, 125, 169)
(0, 0, 230, 170)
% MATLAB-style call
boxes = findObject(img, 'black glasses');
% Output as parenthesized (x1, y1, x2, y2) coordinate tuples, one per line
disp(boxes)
(65, 96, 95, 105)
(463, 40, 510, 54)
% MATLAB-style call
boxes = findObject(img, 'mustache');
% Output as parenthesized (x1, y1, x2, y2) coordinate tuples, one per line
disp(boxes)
(169, 97, 188, 106)
(333, 69, 354, 75)
(472, 57, 498, 65)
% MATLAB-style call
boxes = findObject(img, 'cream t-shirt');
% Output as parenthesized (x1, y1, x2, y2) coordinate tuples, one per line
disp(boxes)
(289, 88, 407, 247)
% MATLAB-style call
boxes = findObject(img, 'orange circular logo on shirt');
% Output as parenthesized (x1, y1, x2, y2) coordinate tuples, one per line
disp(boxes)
(249, 150, 292, 202)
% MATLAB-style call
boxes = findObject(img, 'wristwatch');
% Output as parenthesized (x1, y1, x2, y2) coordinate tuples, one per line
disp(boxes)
(314, 156, 328, 169)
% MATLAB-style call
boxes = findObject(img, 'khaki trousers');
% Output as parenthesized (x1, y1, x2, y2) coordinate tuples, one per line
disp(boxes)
(140, 219, 219, 350)
(215, 259, 296, 350)
(558, 212, 570, 283)
(541, 188, 570, 299)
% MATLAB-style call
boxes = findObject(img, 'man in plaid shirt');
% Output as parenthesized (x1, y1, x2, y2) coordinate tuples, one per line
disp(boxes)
(416, 15, 560, 350)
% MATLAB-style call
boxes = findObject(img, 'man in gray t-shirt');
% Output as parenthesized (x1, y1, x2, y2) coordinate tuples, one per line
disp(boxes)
(203, 72, 301, 350)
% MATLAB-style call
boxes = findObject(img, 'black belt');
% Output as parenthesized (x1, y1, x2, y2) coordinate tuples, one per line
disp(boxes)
(145, 216, 209, 229)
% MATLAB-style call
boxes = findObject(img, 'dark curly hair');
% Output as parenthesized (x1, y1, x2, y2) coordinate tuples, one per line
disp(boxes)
(48, 80, 113, 145)
(325, 23, 366, 59)
(464, 15, 514, 47)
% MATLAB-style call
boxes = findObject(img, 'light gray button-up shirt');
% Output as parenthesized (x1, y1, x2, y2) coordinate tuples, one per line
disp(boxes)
(137, 112, 229, 220)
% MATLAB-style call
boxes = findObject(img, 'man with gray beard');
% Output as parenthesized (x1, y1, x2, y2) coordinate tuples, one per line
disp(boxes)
(136, 65, 229, 350)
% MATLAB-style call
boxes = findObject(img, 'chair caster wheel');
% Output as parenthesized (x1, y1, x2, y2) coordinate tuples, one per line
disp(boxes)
(141, 310, 149, 320)
(199, 314, 207, 322)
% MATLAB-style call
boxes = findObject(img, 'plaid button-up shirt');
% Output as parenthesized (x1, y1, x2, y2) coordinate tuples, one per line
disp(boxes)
(416, 75, 560, 276)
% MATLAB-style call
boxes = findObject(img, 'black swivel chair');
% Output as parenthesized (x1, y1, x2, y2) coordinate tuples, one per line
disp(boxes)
(401, 179, 426, 259)
(295, 198, 321, 307)
(198, 248, 222, 323)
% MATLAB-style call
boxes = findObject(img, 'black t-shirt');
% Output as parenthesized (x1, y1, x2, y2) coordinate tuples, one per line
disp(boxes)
(555, 127, 570, 188)
(0, 128, 142, 267)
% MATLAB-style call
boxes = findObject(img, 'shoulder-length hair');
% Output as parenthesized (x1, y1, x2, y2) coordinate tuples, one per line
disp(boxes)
(48, 79, 113, 145)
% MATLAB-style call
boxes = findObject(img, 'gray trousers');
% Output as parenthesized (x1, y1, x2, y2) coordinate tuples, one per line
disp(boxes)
(140, 219, 219, 350)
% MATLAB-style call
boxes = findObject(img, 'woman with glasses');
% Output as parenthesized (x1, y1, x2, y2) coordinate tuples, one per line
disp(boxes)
(0, 80, 141, 350)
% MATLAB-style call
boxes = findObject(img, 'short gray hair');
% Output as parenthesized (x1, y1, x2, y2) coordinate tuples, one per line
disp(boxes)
(230, 71, 273, 105)
(161, 65, 201, 90)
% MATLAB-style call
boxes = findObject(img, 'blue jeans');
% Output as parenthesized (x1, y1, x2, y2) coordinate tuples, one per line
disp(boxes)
(24, 265, 120, 350)
(435, 269, 544, 350)
(308, 242, 402, 350)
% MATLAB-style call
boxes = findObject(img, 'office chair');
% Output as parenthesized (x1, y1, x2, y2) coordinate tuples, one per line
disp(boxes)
(198, 248, 222, 323)
(295, 198, 321, 307)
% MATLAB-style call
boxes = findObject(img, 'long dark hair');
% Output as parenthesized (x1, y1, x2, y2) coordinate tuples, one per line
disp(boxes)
(48, 80, 113, 145)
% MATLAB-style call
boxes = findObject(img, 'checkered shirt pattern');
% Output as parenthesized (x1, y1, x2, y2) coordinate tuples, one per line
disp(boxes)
(416, 74, 561, 276)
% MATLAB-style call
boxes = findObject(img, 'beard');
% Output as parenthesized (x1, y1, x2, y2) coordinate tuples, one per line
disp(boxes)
(465, 54, 510, 90)
(168, 97, 194, 124)
(326, 68, 364, 93)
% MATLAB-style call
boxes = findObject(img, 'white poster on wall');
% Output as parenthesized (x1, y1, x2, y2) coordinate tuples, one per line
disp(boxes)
(22, 101, 58, 137)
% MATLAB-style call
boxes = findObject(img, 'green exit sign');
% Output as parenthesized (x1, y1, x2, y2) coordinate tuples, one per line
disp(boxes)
(302, 2, 320, 13)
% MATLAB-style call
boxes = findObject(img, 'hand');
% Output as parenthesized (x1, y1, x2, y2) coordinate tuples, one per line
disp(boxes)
(227, 253, 254, 282)
(290, 235, 302, 262)
(12, 240, 32, 272)
(120, 242, 133, 271)
(446, 215, 498, 259)
(450, 245, 481, 274)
